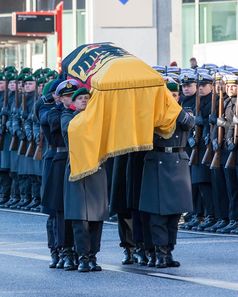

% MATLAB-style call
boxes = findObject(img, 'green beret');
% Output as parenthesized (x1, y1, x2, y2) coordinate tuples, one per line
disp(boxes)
(42, 81, 54, 96)
(5, 72, 17, 81)
(23, 75, 36, 82)
(4, 66, 17, 74)
(167, 82, 179, 92)
(37, 77, 47, 86)
(33, 68, 43, 79)
(46, 70, 58, 79)
(20, 67, 32, 75)
(0, 72, 6, 81)
(72, 88, 90, 101)
(17, 73, 26, 81)
(42, 68, 51, 75)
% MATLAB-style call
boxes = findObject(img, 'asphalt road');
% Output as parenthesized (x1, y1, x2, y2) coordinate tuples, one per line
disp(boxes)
(0, 209, 238, 297)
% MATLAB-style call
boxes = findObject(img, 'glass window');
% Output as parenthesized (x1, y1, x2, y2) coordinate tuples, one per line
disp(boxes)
(182, 3, 195, 67)
(0, 0, 26, 13)
(199, 1, 237, 43)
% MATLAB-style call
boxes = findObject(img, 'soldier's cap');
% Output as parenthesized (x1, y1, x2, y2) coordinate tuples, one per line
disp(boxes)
(180, 68, 195, 74)
(201, 63, 218, 70)
(179, 73, 196, 85)
(153, 65, 166, 74)
(0, 72, 6, 81)
(37, 77, 47, 86)
(212, 71, 230, 81)
(223, 74, 238, 85)
(197, 73, 213, 85)
(42, 81, 54, 96)
(20, 67, 32, 75)
(72, 88, 91, 101)
(163, 76, 179, 92)
(46, 70, 58, 79)
(33, 68, 43, 78)
(17, 73, 26, 81)
(219, 65, 233, 71)
(167, 73, 179, 83)
(166, 67, 181, 75)
(5, 72, 17, 81)
(230, 68, 238, 76)
(195, 68, 209, 75)
(48, 79, 64, 94)
(4, 66, 17, 74)
(23, 75, 36, 82)
(42, 67, 51, 74)
(55, 79, 79, 96)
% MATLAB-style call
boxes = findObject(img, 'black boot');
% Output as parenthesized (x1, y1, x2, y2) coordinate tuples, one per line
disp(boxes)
(133, 243, 148, 266)
(0, 196, 10, 206)
(166, 245, 180, 267)
(23, 197, 40, 211)
(147, 249, 156, 267)
(89, 255, 102, 272)
(204, 219, 228, 232)
(49, 249, 59, 268)
(155, 246, 167, 268)
(183, 215, 203, 230)
(78, 255, 90, 272)
(63, 248, 77, 271)
(193, 215, 216, 231)
(121, 248, 134, 265)
(216, 220, 238, 234)
(3, 196, 20, 208)
(56, 249, 65, 269)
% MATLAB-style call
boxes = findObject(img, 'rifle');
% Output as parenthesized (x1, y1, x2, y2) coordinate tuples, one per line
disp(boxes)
(9, 79, 19, 151)
(210, 84, 224, 169)
(25, 80, 38, 158)
(33, 128, 44, 161)
(17, 91, 27, 155)
(202, 82, 216, 165)
(189, 87, 202, 166)
(0, 80, 9, 151)
(225, 92, 238, 168)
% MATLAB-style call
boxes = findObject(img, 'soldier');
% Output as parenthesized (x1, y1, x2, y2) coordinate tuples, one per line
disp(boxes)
(139, 79, 194, 268)
(41, 79, 77, 271)
(213, 75, 238, 233)
(61, 86, 108, 272)
(0, 72, 12, 206)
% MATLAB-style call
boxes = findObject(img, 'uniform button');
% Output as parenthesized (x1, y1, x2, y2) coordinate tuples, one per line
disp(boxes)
(159, 161, 162, 164)
(176, 161, 179, 164)
(175, 135, 179, 138)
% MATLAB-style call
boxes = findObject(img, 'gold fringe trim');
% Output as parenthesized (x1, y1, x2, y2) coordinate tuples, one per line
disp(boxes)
(69, 144, 153, 182)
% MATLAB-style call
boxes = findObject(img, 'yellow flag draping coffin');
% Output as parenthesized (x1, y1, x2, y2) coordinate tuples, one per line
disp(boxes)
(62, 43, 182, 181)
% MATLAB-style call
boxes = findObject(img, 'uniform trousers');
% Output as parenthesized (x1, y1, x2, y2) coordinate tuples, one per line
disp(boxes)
(72, 220, 103, 256)
(224, 168, 238, 220)
(0, 171, 11, 198)
(150, 214, 181, 247)
(192, 183, 213, 217)
(117, 213, 135, 248)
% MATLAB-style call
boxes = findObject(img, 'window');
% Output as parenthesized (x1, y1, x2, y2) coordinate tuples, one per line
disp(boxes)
(199, 1, 237, 43)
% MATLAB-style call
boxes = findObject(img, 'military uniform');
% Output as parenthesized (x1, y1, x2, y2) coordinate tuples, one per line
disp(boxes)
(139, 108, 194, 267)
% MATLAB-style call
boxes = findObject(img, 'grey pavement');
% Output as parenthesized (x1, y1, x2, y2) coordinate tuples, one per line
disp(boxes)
(0, 209, 238, 297)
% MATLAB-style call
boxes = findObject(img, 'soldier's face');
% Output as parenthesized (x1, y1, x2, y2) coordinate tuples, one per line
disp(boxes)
(73, 94, 90, 111)
(226, 84, 237, 97)
(60, 94, 72, 108)
(18, 81, 23, 92)
(53, 93, 61, 103)
(0, 81, 6, 91)
(182, 83, 196, 96)
(215, 81, 226, 94)
(199, 83, 212, 97)
(38, 84, 44, 95)
(8, 80, 16, 91)
(24, 81, 36, 93)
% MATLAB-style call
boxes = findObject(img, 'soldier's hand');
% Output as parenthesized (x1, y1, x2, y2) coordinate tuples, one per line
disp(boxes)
(26, 131, 33, 142)
(20, 110, 28, 120)
(209, 113, 217, 125)
(34, 133, 40, 144)
(212, 138, 219, 151)
(227, 140, 237, 152)
(233, 115, 238, 125)
(188, 137, 196, 148)
(217, 117, 227, 127)
(195, 115, 204, 126)
(17, 130, 25, 141)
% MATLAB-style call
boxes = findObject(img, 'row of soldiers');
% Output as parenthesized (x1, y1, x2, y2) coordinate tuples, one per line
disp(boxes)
(156, 64, 238, 235)
(0, 66, 58, 212)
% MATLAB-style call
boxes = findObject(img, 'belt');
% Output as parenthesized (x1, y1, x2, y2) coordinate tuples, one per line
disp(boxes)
(56, 147, 68, 153)
(154, 147, 184, 153)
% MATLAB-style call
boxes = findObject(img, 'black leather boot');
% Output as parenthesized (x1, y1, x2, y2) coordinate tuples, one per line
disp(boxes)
(56, 249, 65, 269)
(155, 246, 168, 268)
(183, 215, 203, 230)
(89, 255, 102, 271)
(3, 196, 20, 208)
(193, 215, 216, 231)
(133, 243, 148, 266)
(23, 197, 40, 211)
(147, 249, 156, 267)
(0, 196, 9, 207)
(14, 197, 31, 210)
(216, 220, 238, 234)
(121, 248, 134, 265)
(78, 255, 90, 272)
(49, 249, 59, 268)
(166, 245, 180, 267)
(204, 219, 228, 232)
(64, 248, 77, 271)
